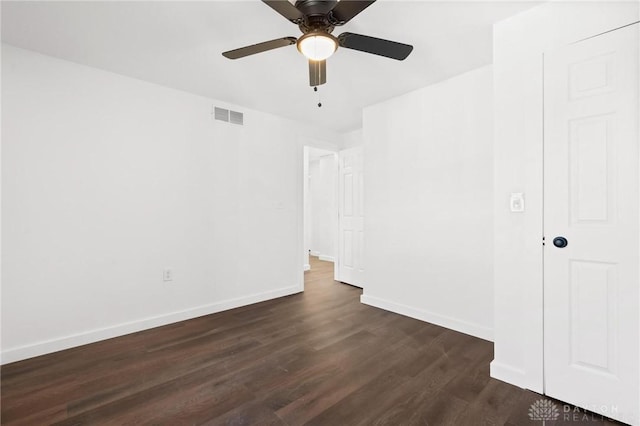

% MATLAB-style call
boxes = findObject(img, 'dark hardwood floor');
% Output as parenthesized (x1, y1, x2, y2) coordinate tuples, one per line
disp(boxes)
(1, 256, 622, 425)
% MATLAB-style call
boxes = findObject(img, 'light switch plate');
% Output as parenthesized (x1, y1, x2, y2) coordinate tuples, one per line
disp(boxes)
(510, 193, 525, 212)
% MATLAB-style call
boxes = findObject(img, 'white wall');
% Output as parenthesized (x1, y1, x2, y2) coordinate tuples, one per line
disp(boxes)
(491, 1, 639, 392)
(1, 45, 339, 363)
(341, 129, 363, 150)
(361, 66, 494, 341)
(309, 154, 337, 261)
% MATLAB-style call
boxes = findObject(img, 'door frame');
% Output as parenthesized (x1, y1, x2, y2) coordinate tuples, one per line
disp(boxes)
(301, 145, 340, 287)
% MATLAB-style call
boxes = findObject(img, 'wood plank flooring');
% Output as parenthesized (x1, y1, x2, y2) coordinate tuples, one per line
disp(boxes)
(1, 256, 622, 425)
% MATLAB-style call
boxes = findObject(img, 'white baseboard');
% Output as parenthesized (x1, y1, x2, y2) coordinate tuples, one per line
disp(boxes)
(489, 361, 529, 389)
(309, 251, 320, 257)
(318, 255, 334, 262)
(360, 294, 494, 342)
(303, 264, 311, 271)
(2, 285, 301, 365)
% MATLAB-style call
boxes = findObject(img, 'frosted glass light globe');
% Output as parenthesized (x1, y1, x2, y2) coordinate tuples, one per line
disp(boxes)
(297, 33, 338, 61)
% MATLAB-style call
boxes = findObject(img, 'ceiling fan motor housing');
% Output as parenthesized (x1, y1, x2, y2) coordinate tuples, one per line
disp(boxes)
(294, 0, 337, 16)
(295, 0, 339, 33)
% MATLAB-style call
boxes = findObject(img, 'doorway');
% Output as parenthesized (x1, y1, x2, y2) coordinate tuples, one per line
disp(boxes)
(303, 147, 338, 275)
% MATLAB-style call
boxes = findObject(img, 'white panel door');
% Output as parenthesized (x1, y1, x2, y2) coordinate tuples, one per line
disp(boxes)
(544, 24, 639, 425)
(337, 146, 364, 287)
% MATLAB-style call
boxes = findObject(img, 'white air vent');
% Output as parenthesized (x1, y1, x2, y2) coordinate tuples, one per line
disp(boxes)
(214, 107, 229, 122)
(229, 110, 244, 125)
(214, 106, 244, 126)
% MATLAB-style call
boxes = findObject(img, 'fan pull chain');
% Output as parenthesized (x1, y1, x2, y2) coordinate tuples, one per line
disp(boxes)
(314, 86, 322, 108)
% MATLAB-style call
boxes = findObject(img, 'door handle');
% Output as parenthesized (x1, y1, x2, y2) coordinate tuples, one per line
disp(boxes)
(553, 236, 568, 248)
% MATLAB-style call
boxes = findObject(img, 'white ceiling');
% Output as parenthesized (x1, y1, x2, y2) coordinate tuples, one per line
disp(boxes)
(1, 1, 539, 133)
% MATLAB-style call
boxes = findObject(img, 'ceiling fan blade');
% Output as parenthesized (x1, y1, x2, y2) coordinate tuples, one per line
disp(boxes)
(309, 60, 327, 87)
(338, 32, 413, 60)
(262, 0, 304, 23)
(330, 0, 376, 25)
(222, 37, 297, 60)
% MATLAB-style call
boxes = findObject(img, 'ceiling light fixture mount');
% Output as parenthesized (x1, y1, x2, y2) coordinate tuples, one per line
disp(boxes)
(297, 31, 338, 61)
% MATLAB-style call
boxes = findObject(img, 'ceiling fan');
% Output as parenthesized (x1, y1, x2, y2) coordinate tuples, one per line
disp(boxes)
(222, 0, 413, 87)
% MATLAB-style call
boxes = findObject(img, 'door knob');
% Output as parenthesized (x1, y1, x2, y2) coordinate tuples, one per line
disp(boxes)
(553, 237, 568, 248)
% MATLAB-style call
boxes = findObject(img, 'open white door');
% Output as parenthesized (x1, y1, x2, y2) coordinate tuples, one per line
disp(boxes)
(336, 146, 364, 287)
(544, 23, 639, 425)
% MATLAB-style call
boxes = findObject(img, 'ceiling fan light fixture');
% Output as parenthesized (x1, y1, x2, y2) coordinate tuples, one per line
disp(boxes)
(297, 32, 338, 61)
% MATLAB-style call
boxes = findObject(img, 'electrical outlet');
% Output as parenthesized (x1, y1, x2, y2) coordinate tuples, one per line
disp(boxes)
(163, 268, 173, 282)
